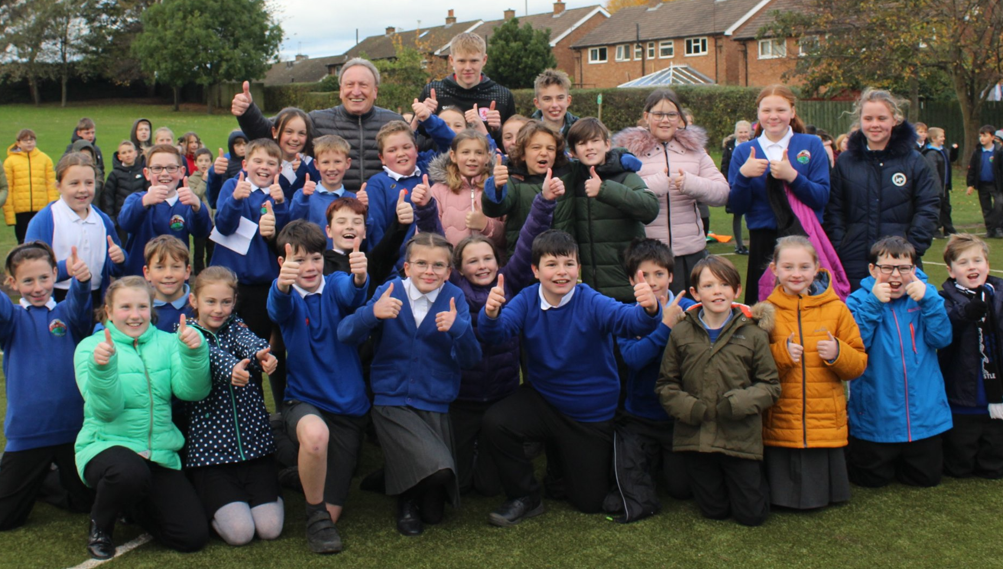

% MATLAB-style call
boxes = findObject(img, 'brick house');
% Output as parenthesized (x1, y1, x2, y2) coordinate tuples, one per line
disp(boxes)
(570, 0, 800, 89)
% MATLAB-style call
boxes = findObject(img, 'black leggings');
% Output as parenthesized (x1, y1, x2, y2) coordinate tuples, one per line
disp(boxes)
(84, 446, 208, 552)
(0, 443, 93, 530)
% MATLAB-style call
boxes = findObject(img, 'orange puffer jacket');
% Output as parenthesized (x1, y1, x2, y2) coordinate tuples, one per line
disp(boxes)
(761, 270, 867, 448)
(3, 143, 57, 225)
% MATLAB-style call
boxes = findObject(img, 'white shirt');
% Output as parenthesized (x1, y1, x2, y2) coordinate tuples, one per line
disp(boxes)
(538, 285, 575, 310)
(292, 276, 326, 299)
(383, 166, 421, 181)
(164, 193, 179, 207)
(403, 278, 442, 328)
(51, 199, 106, 291)
(20, 298, 56, 310)
(757, 127, 794, 162)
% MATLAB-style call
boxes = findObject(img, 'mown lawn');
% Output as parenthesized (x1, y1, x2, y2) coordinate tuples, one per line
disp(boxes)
(0, 102, 1000, 568)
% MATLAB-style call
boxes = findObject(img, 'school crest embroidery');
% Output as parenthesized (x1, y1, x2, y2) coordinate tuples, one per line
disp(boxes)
(796, 149, 811, 164)
(170, 214, 185, 231)
(892, 173, 908, 187)
(49, 319, 67, 337)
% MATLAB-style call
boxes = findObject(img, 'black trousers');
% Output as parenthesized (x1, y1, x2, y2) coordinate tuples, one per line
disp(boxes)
(482, 386, 613, 513)
(669, 250, 709, 296)
(942, 413, 1003, 479)
(847, 435, 943, 488)
(14, 212, 36, 244)
(682, 451, 769, 526)
(939, 189, 955, 233)
(977, 181, 1003, 234)
(236, 282, 285, 410)
(450, 399, 502, 497)
(745, 228, 779, 304)
(732, 214, 745, 249)
(84, 446, 208, 552)
(192, 237, 214, 275)
(0, 443, 93, 530)
(616, 413, 691, 500)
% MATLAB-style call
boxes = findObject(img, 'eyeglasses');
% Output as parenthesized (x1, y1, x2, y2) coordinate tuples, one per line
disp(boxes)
(148, 165, 181, 174)
(649, 112, 680, 121)
(410, 261, 449, 273)
(874, 264, 915, 275)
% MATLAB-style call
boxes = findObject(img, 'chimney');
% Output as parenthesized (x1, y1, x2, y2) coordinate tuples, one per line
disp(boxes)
(553, 1, 565, 15)
(385, 26, 396, 36)
(294, 53, 308, 62)
(504, 8, 515, 20)
(446, 9, 456, 25)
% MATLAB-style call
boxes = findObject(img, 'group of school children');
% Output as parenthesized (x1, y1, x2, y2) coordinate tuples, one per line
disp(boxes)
(1, 31, 1001, 562)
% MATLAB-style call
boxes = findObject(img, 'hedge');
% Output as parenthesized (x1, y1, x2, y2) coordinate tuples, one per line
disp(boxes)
(264, 83, 763, 147)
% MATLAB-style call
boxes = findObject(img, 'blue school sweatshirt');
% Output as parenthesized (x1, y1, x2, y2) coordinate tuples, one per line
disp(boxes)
(210, 177, 290, 285)
(337, 278, 482, 413)
(289, 184, 356, 248)
(727, 133, 830, 229)
(479, 284, 662, 422)
(25, 202, 127, 302)
(0, 277, 91, 451)
(153, 284, 194, 333)
(364, 114, 455, 274)
(617, 292, 696, 421)
(268, 273, 370, 416)
(118, 192, 213, 276)
(280, 156, 321, 202)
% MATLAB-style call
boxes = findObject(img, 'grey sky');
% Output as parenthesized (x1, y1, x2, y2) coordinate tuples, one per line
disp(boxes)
(273, 0, 603, 59)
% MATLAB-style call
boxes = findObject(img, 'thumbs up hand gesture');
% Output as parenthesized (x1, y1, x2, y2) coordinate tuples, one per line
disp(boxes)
(663, 290, 686, 327)
(232, 172, 251, 200)
(277, 244, 301, 293)
(739, 147, 770, 178)
(396, 189, 414, 224)
(485, 100, 502, 130)
(231, 358, 251, 386)
(302, 173, 316, 197)
(436, 297, 459, 332)
(484, 274, 506, 318)
(256, 347, 278, 375)
(214, 148, 228, 175)
(177, 315, 201, 349)
(106, 235, 125, 264)
(769, 149, 798, 183)
(373, 283, 402, 320)
(259, 200, 276, 238)
(671, 168, 686, 192)
(143, 184, 171, 207)
(787, 332, 804, 363)
(585, 166, 601, 198)
(817, 332, 839, 361)
(94, 328, 116, 366)
(356, 182, 369, 208)
(426, 88, 439, 114)
(177, 177, 201, 211)
(633, 270, 659, 315)
(492, 153, 509, 189)
(465, 104, 488, 135)
(412, 98, 432, 123)
(232, 80, 253, 116)
(349, 237, 368, 286)
(68, 246, 91, 282)
(411, 175, 431, 207)
(269, 174, 285, 204)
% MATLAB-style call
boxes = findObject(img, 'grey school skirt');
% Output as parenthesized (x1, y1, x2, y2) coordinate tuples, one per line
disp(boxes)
(371, 405, 460, 507)
(764, 446, 851, 509)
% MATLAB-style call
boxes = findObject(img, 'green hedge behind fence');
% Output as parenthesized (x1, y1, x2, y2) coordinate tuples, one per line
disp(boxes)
(263, 82, 1003, 150)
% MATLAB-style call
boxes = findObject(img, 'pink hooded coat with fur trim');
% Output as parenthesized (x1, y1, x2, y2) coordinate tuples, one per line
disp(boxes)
(613, 126, 729, 256)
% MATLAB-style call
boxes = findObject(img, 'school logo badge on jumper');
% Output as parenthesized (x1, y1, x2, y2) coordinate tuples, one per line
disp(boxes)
(170, 215, 185, 231)
(49, 319, 67, 337)
(892, 173, 908, 187)
(796, 150, 811, 164)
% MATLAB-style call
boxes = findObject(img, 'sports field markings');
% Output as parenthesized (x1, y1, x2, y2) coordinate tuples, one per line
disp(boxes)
(67, 533, 152, 569)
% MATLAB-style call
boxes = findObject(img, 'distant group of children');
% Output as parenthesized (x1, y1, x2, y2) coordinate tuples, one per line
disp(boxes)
(1, 28, 1002, 564)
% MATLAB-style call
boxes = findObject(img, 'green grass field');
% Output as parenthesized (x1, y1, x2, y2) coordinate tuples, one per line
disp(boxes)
(0, 102, 1002, 568)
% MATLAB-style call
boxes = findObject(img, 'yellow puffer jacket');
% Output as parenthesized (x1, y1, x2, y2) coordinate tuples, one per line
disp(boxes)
(761, 270, 867, 448)
(3, 143, 57, 225)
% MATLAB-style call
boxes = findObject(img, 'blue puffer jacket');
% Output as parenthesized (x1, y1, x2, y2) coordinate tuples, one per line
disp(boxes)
(824, 123, 940, 287)
(845, 271, 952, 443)
(185, 316, 275, 468)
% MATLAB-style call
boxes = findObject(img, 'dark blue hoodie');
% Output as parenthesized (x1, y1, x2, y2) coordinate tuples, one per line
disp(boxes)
(206, 130, 248, 208)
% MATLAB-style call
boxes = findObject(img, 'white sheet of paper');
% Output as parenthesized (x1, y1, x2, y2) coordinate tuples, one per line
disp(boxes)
(209, 216, 258, 255)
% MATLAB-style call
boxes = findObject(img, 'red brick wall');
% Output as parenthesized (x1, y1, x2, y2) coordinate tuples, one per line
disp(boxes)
(735, 38, 799, 87)
(553, 13, 608, 85)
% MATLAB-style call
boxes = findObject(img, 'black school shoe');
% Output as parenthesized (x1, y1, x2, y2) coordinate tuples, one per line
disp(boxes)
(305, 510, 343, 554)
(87, 520, 115, 560)
(488, 495, 545, 527)
(396, 498, 423, 536)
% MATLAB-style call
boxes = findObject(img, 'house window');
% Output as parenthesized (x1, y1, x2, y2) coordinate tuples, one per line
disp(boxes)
(589, 47, 608, 63)
(659, 40, 674, 58)
(647, 42, 656, 59)
(758, 38, 787, 59)
(685, 37, 708, 56)
(798, 36, 819, 57)
(616, 44, 629, 61)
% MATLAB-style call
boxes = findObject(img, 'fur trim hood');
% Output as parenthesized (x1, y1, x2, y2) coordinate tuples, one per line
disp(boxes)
(614, 125, 709, 156)
(846, 120, 918, 158)
(676, 301, 775, 332)
(425, 149, 498, 185)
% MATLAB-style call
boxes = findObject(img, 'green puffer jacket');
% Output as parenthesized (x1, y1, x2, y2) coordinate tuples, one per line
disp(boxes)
(73, 322, 211, 481)
(655, 304, 780, 460)
(572, 162, 657, 303)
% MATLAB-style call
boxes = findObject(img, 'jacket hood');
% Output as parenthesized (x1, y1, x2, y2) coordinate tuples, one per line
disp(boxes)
(846, 120, 918, 158)
(677, 302, 774, 332)
(6, 142, 39, 158)
(70, 138, 97, 156)
(613, 125, 708, 156)
(70, 131, 98, 146)
(426, 149, 497, 185)
(130, 118, 153, 148)
(227, 130, 248, 157)
(764, 269, 839, 309)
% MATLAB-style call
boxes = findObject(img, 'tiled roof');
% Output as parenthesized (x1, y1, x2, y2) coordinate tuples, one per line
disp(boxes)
(439, 6, 608, 56)
(731, 0, 799, 39)
(264, 55, 345, 85)
(339, 20, 483, 61)
(572, 0, 767, 48)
